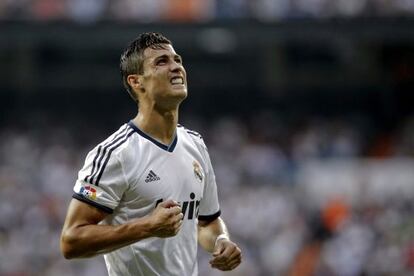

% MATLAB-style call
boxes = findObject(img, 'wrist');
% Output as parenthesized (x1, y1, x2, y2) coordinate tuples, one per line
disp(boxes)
(133, 216, 155, 239)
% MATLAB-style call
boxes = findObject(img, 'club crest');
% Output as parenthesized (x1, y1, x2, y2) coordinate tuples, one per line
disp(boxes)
(193, 160, 204, 183)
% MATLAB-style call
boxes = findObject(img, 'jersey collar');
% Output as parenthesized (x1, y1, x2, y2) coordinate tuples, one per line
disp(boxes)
(128, 121, 178, 153)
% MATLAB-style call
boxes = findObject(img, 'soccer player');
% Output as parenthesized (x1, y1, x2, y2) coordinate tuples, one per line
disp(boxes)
(60, 32, 242, 275)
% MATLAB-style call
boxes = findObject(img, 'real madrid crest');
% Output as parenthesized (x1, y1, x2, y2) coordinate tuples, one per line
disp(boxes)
(193, 160, 204, 183)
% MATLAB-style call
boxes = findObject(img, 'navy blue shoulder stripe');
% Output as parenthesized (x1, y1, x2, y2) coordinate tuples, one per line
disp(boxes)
(84, 125, 129, 184)
(95, 129, 135, 185)
(177, 124, 203, 139)
(186, 130, 202, 139)
(90, 127, 134, 185)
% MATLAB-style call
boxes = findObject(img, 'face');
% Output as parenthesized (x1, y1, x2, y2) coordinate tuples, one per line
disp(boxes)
(138, 44, 187, 108)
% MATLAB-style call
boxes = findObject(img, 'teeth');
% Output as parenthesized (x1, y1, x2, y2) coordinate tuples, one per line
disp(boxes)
(171, 77, 183, 84)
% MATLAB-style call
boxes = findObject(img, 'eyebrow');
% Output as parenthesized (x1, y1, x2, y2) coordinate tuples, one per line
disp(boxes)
(153, 54, 182, 62)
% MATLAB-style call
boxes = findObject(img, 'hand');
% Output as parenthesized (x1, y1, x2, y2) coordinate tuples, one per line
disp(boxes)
(148, 199, 183, 238)
(209, 238, 242, 271)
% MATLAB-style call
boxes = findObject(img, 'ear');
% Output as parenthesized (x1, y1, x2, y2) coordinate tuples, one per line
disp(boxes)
(127, 74, 145, 92)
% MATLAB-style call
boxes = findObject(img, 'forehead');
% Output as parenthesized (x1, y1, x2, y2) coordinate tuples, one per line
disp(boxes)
(142, 44, 178, 60)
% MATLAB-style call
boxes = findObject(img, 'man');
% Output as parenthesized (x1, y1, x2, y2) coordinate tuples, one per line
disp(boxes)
(60, 32, 242, 275)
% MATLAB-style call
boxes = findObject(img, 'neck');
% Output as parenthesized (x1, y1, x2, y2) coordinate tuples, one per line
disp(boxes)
(132, 104, 179, 145)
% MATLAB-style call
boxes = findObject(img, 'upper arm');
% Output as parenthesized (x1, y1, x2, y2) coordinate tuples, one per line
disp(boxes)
(198, 216, 223, 228)
(60, 198, 110, 259)
(62, 198, 109, 232)
(198, 219, 210, 228)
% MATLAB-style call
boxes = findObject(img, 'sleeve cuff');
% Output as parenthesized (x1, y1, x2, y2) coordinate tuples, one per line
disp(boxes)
(72, 193, 114, 214)
(198, 210, 221, 223)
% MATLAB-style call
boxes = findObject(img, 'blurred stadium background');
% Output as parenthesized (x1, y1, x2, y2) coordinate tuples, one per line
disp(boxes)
(1, 1, 414, 275)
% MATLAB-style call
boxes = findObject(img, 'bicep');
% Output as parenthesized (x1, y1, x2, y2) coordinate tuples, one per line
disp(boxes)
(63, 198, 109, 230)
(198, 218, 215, 228)
(61, 199, 112, 258)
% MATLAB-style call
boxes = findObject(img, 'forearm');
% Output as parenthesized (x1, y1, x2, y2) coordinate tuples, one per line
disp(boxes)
(61, 218, 152, 259)
(198, 217, 229, 253)
(61, 198, 183, 259)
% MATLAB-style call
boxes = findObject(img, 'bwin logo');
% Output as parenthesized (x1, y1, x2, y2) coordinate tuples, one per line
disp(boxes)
(155, 192, 200, 220)
(179, 193, 200, 220)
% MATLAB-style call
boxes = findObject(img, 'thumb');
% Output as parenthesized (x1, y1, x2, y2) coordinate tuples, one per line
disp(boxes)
(213, 242, 224, 257)
(159, 199, 179, 208)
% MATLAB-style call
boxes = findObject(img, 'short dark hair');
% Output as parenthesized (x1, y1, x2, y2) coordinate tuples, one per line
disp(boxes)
(119, 32, 172, 102)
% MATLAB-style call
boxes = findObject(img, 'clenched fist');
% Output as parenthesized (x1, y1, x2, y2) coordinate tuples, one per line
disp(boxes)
(148, 199, 183, 238)
(210, 238, 242, 271)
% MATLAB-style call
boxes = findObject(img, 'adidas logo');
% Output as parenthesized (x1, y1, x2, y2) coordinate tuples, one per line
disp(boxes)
(145, 170, 161, 183)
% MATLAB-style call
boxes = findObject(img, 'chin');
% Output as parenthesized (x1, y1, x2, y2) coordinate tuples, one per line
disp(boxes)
(157, 91, 187, 108)
(174, 92, 188, 104)
(172, 88, 187, 100)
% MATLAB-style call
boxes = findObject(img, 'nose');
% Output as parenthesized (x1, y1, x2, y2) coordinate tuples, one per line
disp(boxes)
(170, 60, 183, 73)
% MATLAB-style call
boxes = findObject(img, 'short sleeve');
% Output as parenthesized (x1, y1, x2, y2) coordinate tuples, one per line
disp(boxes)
(73, 145, 128, 214)
(197, 139, 221, 222)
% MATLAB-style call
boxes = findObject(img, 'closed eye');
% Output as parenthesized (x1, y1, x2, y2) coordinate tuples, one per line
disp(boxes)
(174, 56, 182, 64)
(154, 54, 183, 66)
(156, 58, 167, 65)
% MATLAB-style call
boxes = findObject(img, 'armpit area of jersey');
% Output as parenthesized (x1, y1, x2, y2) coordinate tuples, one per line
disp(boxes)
(198, 210, 221, 223)
(72, 193, 114, 214)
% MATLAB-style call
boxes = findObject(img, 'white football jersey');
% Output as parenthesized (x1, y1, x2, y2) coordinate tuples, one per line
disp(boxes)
(73, 121, 220, 276)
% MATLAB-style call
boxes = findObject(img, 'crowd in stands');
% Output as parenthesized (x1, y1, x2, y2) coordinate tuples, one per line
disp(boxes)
(1, 112, 414, 275)
(0, 0, 414, 23)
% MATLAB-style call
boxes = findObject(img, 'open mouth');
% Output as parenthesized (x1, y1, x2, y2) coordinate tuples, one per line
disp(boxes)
(170, 76, 184, 85)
